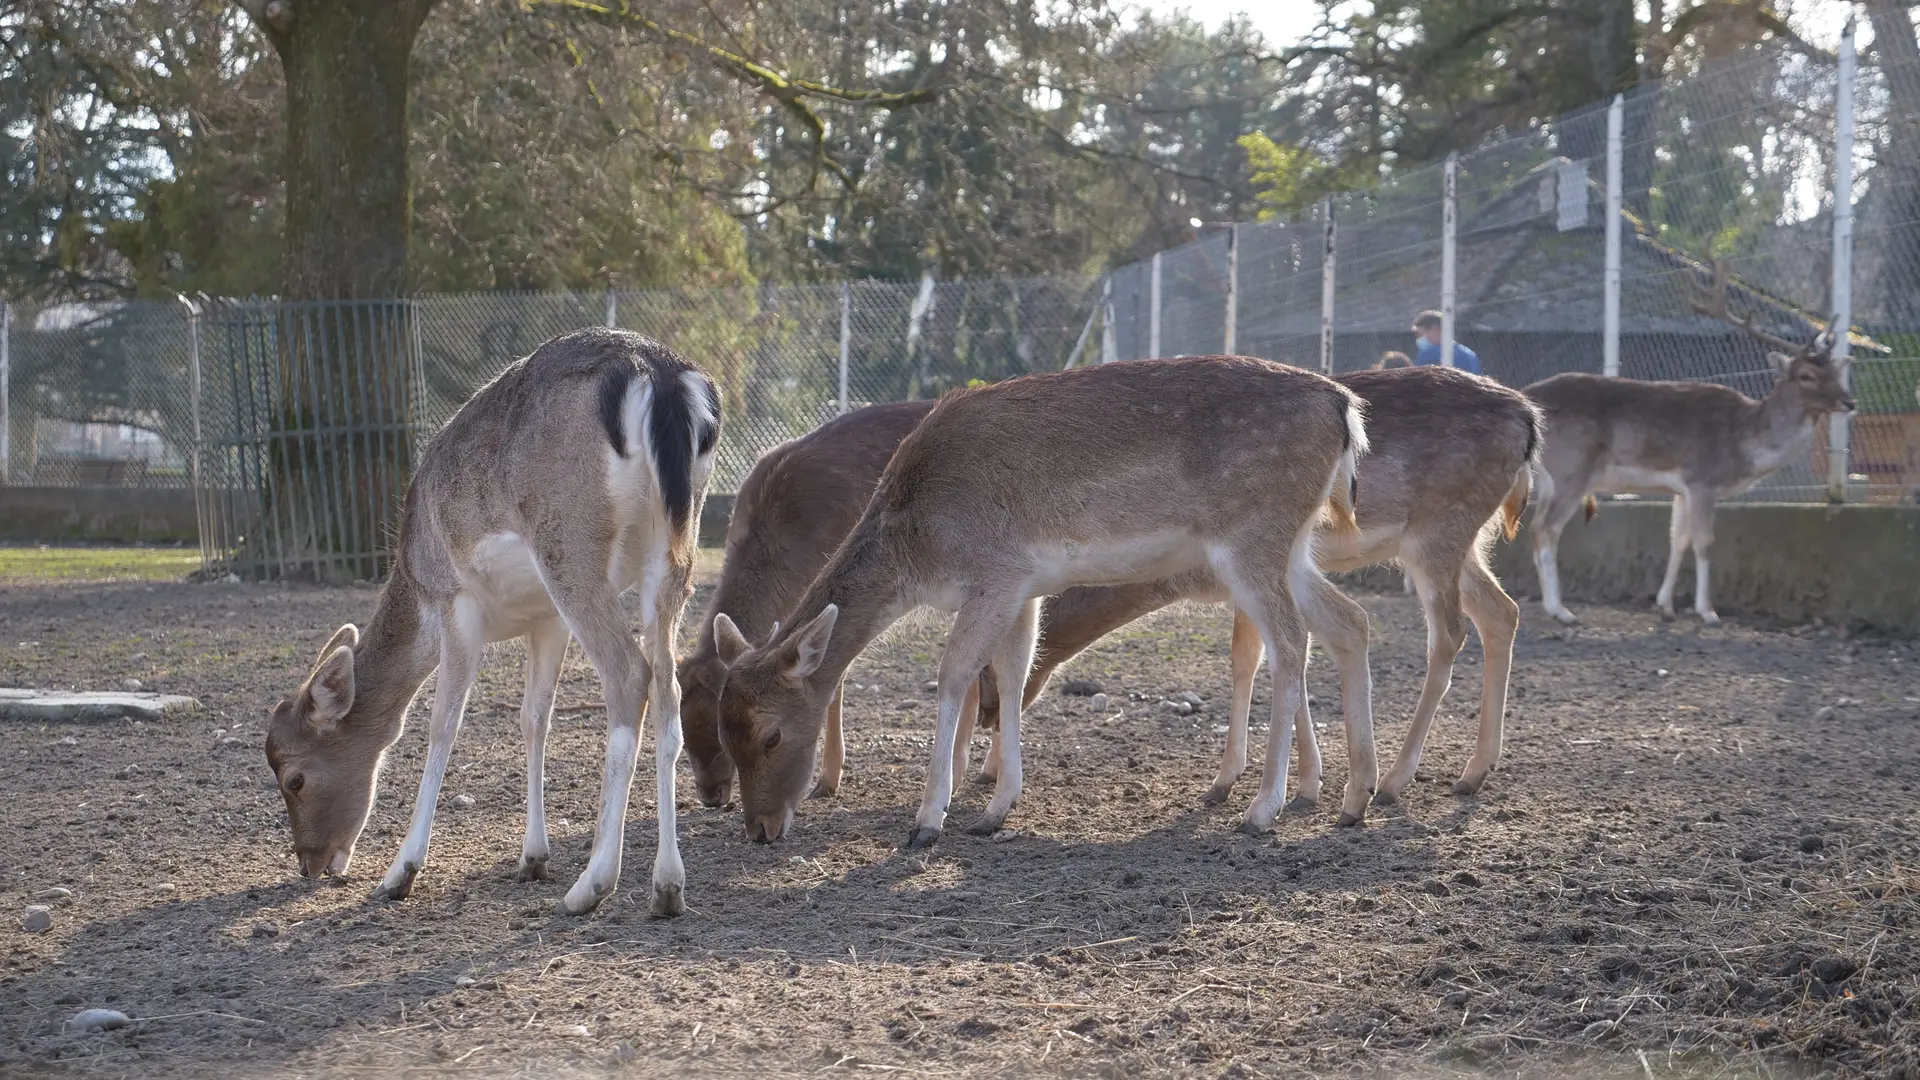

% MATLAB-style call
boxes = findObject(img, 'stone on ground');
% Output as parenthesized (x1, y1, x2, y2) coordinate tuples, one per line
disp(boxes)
(0, 689, 200, 722)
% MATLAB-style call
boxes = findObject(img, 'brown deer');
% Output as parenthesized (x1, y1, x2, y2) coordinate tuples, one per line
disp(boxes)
(971, 366, 1541, 805)
(707, 357, 1375, 848)
(678, 400, 995, 809)
(264, 328, 719, 917)
(1527, 260, 1854, 625)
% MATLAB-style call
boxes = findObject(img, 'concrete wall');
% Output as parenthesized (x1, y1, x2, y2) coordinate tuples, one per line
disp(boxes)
(0, 486, 199, 544)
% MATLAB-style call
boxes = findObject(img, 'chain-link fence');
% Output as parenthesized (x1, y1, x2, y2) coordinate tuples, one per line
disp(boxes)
(0, 278, 1097, 577)
(1108, 32, 1920, 505)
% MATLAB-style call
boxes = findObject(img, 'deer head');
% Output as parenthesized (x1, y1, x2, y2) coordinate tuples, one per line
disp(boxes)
(711, 607, 839, 843)
(264, 624, 383, 877)
(1685, 259, 1854, 417)
(676, 649, 736, 808)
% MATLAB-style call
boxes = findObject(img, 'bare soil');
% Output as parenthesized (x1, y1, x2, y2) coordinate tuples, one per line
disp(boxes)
(2, 567, 1917, 1079)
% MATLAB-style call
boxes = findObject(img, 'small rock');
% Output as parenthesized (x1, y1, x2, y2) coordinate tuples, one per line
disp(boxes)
(1090, 693, 1110, 712)
(1814, 706, 1836, 723)
(67, 1009, 131, 1034)
(1451, 870, 1482, 888)
(450, 794, 476, 810)
(122, 678, 144, 691)
(1419, 879, 1452, 897)
(455, 975, 477, 987)
(1175, 701, 1194, 716)
(990, 829, 1019, 843)
(222, 573, 241, 584)
(35, 887, 73, 903)
(923, 680, 938, 692)
(22, 906, 53, 932)
(1655, 669, 1669, 677)
(1060, 679, 1102, 697)
(562, 1023, 591, 1037)
(898, 700, 920, 710)
(127, 653, 146, 664)
(1799, 834, 1825, 853)
(154, 883, 177, 894)
(251, 922, 280, 939)
(1177, 691, 1206, 708)
(114, 764, 139, 780)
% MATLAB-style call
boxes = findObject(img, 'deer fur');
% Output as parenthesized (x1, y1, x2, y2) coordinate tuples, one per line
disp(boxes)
(970, 366, 1542, 805)
(707, 357, 1374, 848)
(1527, 355, 1853, 626)
(264, 328, 718, 917)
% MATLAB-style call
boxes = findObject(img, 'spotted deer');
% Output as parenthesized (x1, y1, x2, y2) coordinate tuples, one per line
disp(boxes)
(264, 328, 719, 917)
(1527, 261, 1854, 625)
(707, 357, 1375, 848)
(971, 366, 1541, 805)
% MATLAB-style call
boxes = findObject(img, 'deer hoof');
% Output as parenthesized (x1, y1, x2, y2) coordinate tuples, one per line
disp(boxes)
(1335, 810, 1365, 828)
(1286, 795, 1319, 812)
(962, 814, 1004, 837)
(1200, 783, 1232, 806)
(1451, 776, 1485, 796)
(1236, 816, 1272, 837)
(903, 827, 942, 851)
(1699, 611, 1721, 626)
(516, 855, 549, 882)
(808, 780, 839, 800)
(649, 882, 685, 919)
(1370, 787, 1400, 808)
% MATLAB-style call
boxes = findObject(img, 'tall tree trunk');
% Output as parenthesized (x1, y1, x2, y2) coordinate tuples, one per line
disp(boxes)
(1866, 1, 1920, 325)
(241, 0, 437, 581)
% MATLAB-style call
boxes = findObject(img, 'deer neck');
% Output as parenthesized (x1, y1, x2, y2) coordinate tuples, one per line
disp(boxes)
(347, 567, 440, 748)
(1753, 380, 1817, 454)
(786, 524, 912, 693)
(692, 550, 809, 667)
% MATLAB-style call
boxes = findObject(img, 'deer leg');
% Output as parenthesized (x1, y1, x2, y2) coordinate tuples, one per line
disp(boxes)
(1532, 474, 1588, 624)
(1454, 551, 1519, 795)
(638, 561, 695, 918)
(1204, 608, 1264, 805)
(1289, 641, 1324, 810)
(373, 593, 484, 902)
(1208, 546, 1309, 836)
(1655, 493, 1692, 619)
(1295, 564, 1376, 826)
(811, 682, 846, 799)
(967, 598, 1041, 836)
(907, 595, 1022, 850)
(1376, 553, 1467, 806)
(1688, 490, 1720, 625)
(953, 677, 989, 785)
(516, 618, 569, 882)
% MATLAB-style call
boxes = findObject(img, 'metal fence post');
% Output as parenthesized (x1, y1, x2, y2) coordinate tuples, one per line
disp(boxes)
(605, 290, 617, 329)
(1604, 93, 1624, 378)
(1319, 199, 1336, 374)
(0, 298, 9, 485)
(836, 282, 851, 416)
(1100, 276, 1117, 363)
(1441, 153, 1457, 368)
(1148, 252, 1163, 359)
(1827, 19, 1857, 503)
(178, 296, 210, 571)
(1224, 224, 1239, 355)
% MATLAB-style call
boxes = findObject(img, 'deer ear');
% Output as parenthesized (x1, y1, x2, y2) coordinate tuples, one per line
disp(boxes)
(784, 605, 839, 679)
(713, 614, 751, 666)
(300, 645, 356, 733)
(316, 623, 359, 667)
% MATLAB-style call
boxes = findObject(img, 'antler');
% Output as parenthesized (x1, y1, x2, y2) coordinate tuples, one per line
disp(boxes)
(1684, 258, 1819, 356)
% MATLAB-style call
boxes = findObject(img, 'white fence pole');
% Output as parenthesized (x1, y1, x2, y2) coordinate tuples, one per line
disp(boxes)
(1319, 199, 1336, 374)
(1603, 93, 1624, 378)
(0, 299, 9, 485)
(1223, 224, 1239, 355)
(605, 290, 617, 328)
(1148, 252, 1163, 359)
(837, 281, 851, 416)
(1440, 152, 1457, 368)
(1100, 276, 1117, 363)
(179, 296, 210, 571)
(1827, 18, 1857, 504)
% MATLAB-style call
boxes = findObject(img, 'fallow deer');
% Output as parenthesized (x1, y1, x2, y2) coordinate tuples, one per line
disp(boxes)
(1527, 261, 1854, 625)
(264, 328, 719, 917)
(707, 357, 1375, 848)
(679, 400, 996, 810)
(972, 366, 1541, 805)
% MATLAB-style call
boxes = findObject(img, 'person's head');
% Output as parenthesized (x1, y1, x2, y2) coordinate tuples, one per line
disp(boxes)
(1377, 350, 1412, 369)
(1413, 310, 1443, 345)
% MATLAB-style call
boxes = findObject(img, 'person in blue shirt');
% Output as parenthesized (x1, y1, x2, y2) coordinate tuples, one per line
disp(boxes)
(1411, 309, 1482, 375)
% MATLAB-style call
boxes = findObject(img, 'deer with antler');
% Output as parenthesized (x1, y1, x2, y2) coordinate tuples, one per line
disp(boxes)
(1526, 259, 1854, 625)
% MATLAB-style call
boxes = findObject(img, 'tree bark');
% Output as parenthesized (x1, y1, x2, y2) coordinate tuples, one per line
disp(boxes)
(240, 0, 438, 581)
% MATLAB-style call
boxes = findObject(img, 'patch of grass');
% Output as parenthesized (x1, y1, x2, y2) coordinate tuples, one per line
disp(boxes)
(0, 545, 202, 584)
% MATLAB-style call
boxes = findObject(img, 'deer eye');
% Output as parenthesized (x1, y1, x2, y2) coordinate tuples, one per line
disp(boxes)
(286, 774, 305, 793)
(763, 730, 782, 752)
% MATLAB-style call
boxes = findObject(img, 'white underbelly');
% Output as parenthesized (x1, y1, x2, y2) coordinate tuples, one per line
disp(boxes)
(1594, 465, 1686, 496)
(461, 532, 559, 641)
(1028, 530, 1208, 595)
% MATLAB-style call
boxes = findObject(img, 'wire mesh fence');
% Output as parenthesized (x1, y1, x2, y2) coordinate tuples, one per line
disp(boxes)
(0, 278, 1097, 578)
(1107, 34, 1920, 505)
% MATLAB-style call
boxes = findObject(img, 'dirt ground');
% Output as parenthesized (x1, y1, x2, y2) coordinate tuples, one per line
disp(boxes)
(2, 561, 1917, 1079)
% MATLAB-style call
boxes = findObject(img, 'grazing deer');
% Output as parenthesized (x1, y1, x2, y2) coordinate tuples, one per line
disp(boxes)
(264, 328, 719, 917)
(1527, 261, 1854, 625)
(707, 357, 1375, 848)
(971, 366, 1541, 804)
(679, 400, 996, 809)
